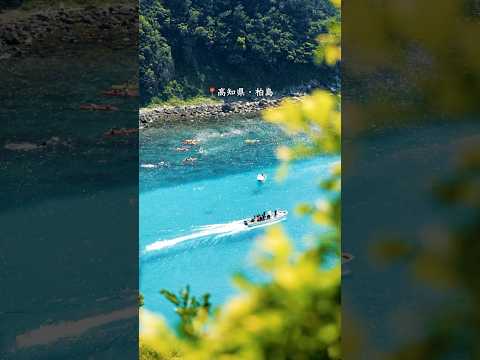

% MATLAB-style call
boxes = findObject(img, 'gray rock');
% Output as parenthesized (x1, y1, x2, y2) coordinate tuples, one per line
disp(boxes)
(61, 17, 75, 24)
(221, 103, 233, 112)
(3, 31, 20, 45)
(36, 14, 49, 21)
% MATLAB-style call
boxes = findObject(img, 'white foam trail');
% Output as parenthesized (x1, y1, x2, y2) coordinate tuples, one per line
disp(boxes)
(145, 220, 245, 252)
(215, 217, 286, 238)
(144, 216, 288, 253)
(140, 161, 169, 169)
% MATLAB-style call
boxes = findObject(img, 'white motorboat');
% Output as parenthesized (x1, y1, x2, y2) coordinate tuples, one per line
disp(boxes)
(243, 210, 288, 228)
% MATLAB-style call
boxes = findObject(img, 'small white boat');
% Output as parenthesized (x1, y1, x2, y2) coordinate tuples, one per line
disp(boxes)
(243, 210, 288, 228)
(257, 173, 267, 182)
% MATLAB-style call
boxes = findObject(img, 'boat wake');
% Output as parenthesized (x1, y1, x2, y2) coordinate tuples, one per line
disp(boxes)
(143, 216, 286, 253)
(144, 220, 246, 253)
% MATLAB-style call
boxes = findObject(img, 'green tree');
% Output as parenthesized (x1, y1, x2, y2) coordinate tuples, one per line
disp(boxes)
(139, 11, 174, 103)
(139, 2, 342, 359)
(139, 0, 339, 105)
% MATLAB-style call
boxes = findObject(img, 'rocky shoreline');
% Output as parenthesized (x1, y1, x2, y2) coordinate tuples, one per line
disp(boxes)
(139, 97, 284, 129)
(0, 3, 137, 59)
(139, 81, 339, 129)
(0, 5, 339, 129)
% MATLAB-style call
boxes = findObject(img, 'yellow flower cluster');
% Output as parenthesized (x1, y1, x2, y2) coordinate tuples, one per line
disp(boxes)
(140, 1, 341, 359)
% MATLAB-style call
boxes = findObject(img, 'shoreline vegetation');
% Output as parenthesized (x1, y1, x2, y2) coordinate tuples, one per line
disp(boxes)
(139, 80, 339, 129)
(139, 0, 339, 106)
(139, 0, 342, 356)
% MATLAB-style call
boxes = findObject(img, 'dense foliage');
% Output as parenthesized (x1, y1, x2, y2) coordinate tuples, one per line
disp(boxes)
(139, 2, 341, 359)
(139, 0, 339, 104)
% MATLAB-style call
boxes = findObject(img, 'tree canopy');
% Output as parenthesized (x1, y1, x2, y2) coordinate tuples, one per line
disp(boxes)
(139, 0, 339, 104)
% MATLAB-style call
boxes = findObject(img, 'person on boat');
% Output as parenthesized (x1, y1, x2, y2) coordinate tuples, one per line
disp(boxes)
(274, 210, 277, 217)
(244, 220, 248, 226)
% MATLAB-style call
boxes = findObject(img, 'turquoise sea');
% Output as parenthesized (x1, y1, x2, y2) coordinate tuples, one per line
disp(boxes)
(139, 115, 338, 324)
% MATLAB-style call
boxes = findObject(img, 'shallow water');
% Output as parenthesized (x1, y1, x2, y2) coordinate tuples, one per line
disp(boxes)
(140, 115, 338, 324)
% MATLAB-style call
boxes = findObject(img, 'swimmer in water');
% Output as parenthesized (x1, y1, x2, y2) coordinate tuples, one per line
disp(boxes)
(182, 157, 197, 164)
(175, 146, 189, 152)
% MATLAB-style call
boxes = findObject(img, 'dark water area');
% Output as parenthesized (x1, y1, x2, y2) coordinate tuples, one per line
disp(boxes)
(0, 48, 138, 358)
(343, 120, 480, 358)
(0, 49, 138, 212)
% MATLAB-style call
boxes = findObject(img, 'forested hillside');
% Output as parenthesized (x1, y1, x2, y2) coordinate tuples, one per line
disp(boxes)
(139, 0, 339, 105)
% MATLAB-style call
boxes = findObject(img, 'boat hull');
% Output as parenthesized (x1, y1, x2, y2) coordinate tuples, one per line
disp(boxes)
(245, 210, 288, 228)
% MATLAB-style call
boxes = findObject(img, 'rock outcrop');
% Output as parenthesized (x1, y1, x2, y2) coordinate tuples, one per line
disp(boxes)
(0, 4, 138, 59)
